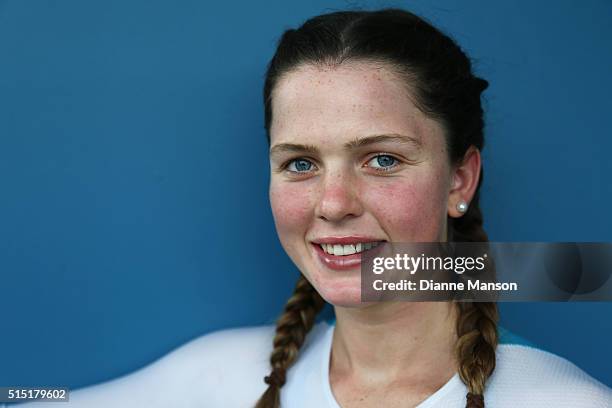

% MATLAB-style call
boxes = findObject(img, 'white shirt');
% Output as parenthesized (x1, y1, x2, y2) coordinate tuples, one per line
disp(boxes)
(12, 321, 612, 407)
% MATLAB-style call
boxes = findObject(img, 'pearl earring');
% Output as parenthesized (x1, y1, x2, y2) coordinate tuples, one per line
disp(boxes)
(456, 200, 468, 214)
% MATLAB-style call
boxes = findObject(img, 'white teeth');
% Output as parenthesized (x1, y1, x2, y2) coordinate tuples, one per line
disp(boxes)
(319, 242, 382, 256)
(344, 244, 356, 255)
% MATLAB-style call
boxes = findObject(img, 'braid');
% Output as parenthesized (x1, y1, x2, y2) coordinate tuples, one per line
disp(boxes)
(255, 274, 325, 408)
(456, 302, 499, 407)
(452, 202, 499, 408)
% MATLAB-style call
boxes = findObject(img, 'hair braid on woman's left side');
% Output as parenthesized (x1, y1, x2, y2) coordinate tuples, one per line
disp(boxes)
(452, 202, 499, 408)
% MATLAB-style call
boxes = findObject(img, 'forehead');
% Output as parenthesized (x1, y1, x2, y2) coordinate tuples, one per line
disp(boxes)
(270, 62, 443, 147)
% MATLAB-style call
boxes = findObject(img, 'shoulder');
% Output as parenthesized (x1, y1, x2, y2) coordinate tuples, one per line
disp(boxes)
(18, 325, 278, 408)
(148, 324, 276, 406)
(175, 324, 276, 370)
(488, 344, 612, 407)
(48, 322, 331, 408)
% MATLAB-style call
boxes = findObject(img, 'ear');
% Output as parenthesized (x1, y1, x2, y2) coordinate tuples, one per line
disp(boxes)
(448, 146, 481, 218)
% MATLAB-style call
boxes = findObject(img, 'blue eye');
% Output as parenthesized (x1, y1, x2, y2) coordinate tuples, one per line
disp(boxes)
(287, 158, 314, 173)
(367, 154, 398, 170)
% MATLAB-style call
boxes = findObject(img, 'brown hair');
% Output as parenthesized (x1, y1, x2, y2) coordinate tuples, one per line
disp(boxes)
(258, 8, 498, 408)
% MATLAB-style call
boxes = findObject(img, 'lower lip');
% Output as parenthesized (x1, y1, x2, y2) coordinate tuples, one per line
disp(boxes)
(312, 243, 384, 271)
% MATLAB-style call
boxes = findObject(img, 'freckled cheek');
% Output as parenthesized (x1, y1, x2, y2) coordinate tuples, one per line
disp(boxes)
(269, 182, 315, 240)
(362, 178, 448, 241)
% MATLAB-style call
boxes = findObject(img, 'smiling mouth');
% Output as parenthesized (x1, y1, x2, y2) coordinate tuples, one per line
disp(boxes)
(318, 241, 384, 256)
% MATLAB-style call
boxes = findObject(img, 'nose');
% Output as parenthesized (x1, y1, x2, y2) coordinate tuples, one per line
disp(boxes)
(314, 171, 364, 223)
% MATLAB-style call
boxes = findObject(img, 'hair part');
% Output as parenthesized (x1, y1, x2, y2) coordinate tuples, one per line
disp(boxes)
(259, 8, 497, 408)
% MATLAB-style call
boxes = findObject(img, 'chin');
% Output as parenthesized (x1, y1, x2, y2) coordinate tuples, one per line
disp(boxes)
(315, 284, 364, 308)
(299, 259, 367, 308)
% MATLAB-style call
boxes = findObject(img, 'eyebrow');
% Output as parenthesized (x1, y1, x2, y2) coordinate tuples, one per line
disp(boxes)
(269, 133, 421, 156)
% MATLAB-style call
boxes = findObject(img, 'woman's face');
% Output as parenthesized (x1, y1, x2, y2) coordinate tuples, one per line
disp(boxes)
(269, 62, 455, 307)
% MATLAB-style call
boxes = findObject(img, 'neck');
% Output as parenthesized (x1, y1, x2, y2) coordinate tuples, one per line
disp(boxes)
(331, 302, 458, 384)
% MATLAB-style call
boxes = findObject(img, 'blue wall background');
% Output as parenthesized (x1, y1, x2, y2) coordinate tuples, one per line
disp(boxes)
(1, 0, 611, 390)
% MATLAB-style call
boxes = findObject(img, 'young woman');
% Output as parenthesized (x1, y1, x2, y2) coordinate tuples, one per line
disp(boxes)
(249, 8, 610, 408)
(13, 7, 611, 408)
